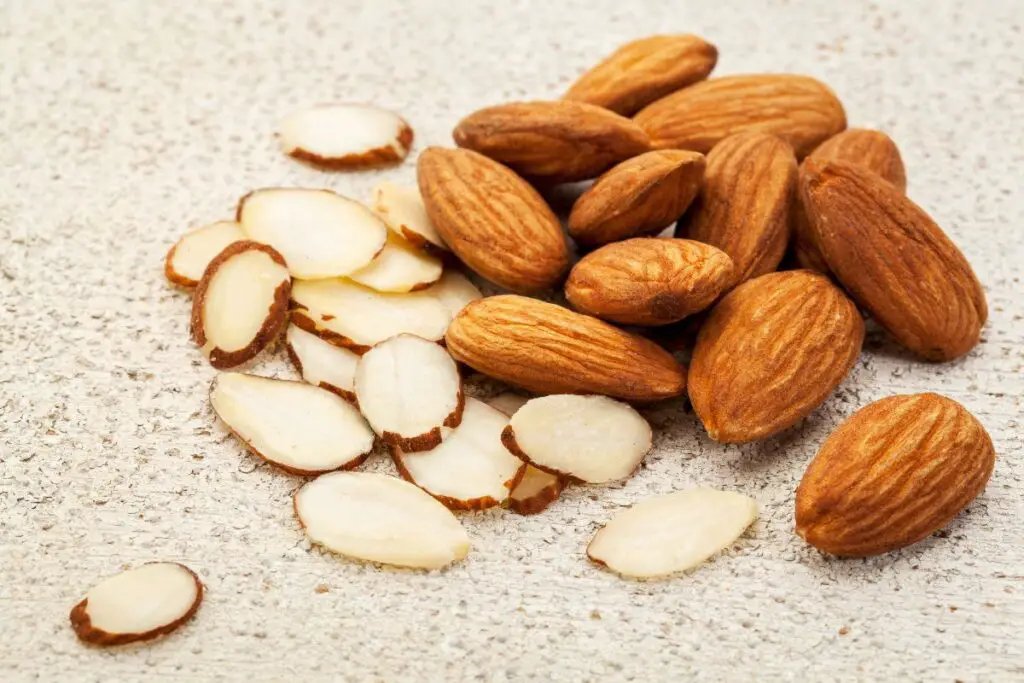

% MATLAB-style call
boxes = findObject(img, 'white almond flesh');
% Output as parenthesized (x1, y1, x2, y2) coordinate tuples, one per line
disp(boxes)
(210, 373, 374, 475)
(587, 489, 758, 579)
(372, 180, 447, 251)
(487, 392, 531, 417)
(165, 220, 246, 287)
(392, 398, 525, 509)
(294, 471, 470, 569)
(285, 324, 359, 401)
(509, 466, 566, 515)
(70, 562, 202, 645)
(354, 334, 463, 451)
(505, 395, 652, 483)
(238, 188, 388, 279)
(278, 104, 413, 168)
(291, 278, 451, 352)
(350, 233, 443, 293)
(422, 270, 483, 318)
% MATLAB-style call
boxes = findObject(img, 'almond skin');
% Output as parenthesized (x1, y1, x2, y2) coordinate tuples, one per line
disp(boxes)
(569, 150, 705, 247)
(563, 34, 718, 116)
(800, 159, 987, 361)
(417, 147, 569, 293)
(680, 131, 797, 284)
(452, 101, 651, 183)
(565, 238, 735, 326)
(634, 74, 846, 158)
(445, 295, 686, 401)
(796, 393, 995, 557)
(688, 270, 864, 443)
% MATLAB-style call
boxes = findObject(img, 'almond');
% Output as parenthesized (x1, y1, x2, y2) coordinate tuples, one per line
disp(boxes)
(508, 466, 566, 516)
(563, 34, 718, 116)
(421, 270, 483, 318)
(371, 180, 448, 254)
(800, 159, 987, 361)
(165, 220, 245, 287)
(564, 238, 735, 325)
(452, 101, 650, 183)
(796, 393, 995, 557)
(349, 232, 443, 293)
(680, 132, 797, 284)
(445, 295, 686, 401)
(277, 104, 413, 169)
(688, 270, 864, 443)
(568, 150, 705, 247)
(285, 323, 359, 403)
(417, 147, 569, 292)
(634, 74, 846, 158)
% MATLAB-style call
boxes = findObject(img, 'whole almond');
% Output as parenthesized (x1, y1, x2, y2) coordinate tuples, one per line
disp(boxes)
(680, 131, 797, 284)
(634, 74, 846, 158)
(796, 393, 995, 557)
(569, 150, 705, 246)
(800, 159, 987, 361)
(417, 147, 569, 293)
(565, 238, 735, 326)
(452, 101, 650, 183)
(563, 34, 718, 116)
(445, 295, 686, 401)
(688, 270, 864, 443)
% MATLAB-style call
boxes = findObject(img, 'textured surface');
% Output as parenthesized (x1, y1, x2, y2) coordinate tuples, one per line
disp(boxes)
(0, 0, 1021, 681)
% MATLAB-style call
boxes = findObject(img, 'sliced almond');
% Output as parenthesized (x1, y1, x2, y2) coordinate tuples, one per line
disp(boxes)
(69, 562, 202, 646)
(190, 241, 290, 369)
(354, 334, 463, 452)
(294, 471, 470, 570)
(502, 395, 652, 483)
(277, 104, 413, 168)
(349, 233, 443, 293)
(371, 180, 448, 252)
(487, 391, 531, 417)
(285, 324, 360, 402)
(509, 466, 566, 516)
(237, 188, 388, 279)
(165, 220, 246, 287)
(210, 373, 374, 475)
(421, 270, 483, 318)
(587, 489, 758, 578)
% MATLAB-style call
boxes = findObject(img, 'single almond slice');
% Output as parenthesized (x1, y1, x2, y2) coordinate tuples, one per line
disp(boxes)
(502, 395, 652, 483)
(487, 391, 530, 417)
(210, 373, 375, 475)
(508, 466, 566, 516)
(237, 188, 388, 279)
(587, 489, 758, 578)
(421, 270, 483, 318)
(165, 220, 246, 287)
(354, 334, 463, 452)
(349, 233, 443, 293)
(371, 180, 448, 252)
(290, 278, 451, 353)
(285, 324, 360, 402)
(190, 241, 290, 369)
(277, 104, 413, 169)
(294, 471, 470, 570)
(392, 398, 525, 510)
(69, 563, 202, 646)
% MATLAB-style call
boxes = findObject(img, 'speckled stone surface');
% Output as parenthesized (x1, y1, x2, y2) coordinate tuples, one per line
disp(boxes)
(1, 0, 1022, 680)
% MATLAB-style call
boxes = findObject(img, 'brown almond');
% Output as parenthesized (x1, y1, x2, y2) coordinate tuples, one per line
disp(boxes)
(796, 393, 995, 557)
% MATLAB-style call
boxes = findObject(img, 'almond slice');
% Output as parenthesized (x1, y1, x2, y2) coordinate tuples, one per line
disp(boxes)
(210, 373, 374, 475)
(587, 489, 758, 578)
(237, 188, 388, 279)
(285, 324, 359, 402)
(487, 391, 530, 417)
(391, 398, 525, 510)
(294, 471, 470, 570)
(501, 395, 652, 483)
(349, 233, 443, 293)
(354, 334, 463, 452)
(277, 104, 413, 168)
(290, 278, 451, 353)
(165, 220, 246, 287)
(190, 241, 291, 369)
(509, 466, 566, 516)
(421, 270, 483, 318)
(69, 562, 202, 646)
(371, 180, 448, 252)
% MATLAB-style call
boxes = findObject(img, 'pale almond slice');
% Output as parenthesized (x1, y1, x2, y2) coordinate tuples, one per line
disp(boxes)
(502, 395, 652, 483)
(165, 220, 246, 287)
(237, 188, 388, 279)
(509, 466, 566, 516)
(277, 104, 413, 168)
(290, 278, 451, 353)
(69, 562, 202, 646)
(285, 324, 360, 402)
(587, 489, 758, 578)
(294, 471, 470, 570)
(421, 270, 483, 318)
(391, 398, 525, 510)
(487, 391, 531, 417)
(210, 373, 374, 475)
(354, 334, 463, 452)
(349, 233, 443, 293)
(371, 180, 448, 252)
(190, 241, 291, 369)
